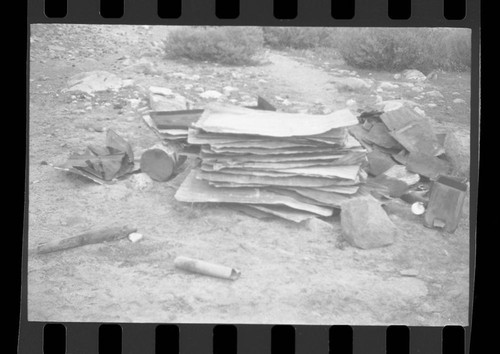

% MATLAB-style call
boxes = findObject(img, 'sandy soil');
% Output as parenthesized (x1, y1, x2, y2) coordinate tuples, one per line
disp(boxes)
(27, 25, 471, 325)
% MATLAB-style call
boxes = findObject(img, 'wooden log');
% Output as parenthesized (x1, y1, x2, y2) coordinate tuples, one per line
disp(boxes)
(139, 143, 186, 182)
(36, 226, 137, 254)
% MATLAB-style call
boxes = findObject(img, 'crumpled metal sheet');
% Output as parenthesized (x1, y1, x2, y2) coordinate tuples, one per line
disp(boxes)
(53, 129, 134, 184)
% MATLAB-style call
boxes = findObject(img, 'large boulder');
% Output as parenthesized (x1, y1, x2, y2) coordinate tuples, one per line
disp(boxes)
(443, 131, 470, 178)
(341, 198, 398, 249)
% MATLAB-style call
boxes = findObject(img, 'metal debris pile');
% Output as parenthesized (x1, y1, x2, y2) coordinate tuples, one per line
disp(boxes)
(174, 103, 368, 222)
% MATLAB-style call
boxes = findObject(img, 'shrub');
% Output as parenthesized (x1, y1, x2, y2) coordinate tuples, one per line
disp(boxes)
(335, 28, 471, 73)
(263, 27, 341, 49)
(164, 26, 264, 65)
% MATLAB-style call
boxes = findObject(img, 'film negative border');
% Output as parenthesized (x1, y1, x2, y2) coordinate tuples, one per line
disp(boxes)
(22, 0, 481, 353)
(22, 322, 468, 353)
(31, 0, 477, 25)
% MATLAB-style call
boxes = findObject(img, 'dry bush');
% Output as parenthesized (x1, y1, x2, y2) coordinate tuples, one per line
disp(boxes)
(164, 26, 265, 65)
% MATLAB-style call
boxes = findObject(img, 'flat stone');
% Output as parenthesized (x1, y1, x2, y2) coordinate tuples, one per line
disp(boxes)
(341, 197, 397, 249)
(378, 81, 399, 90)
(149, 92, 188, 111)
(199, 90, 223, 99)
(426, 90, 444, 98)
(332, 77, 372, 91)
(413, 107, 426, 117)
(65, 71, 126, 95)
(399, 269, 420, 277)
(149, 86, 174, 96)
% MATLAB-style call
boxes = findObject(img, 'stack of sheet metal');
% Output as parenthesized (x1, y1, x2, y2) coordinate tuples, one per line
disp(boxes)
(142, 110, 204, 143)
(175, 104, 368, 222)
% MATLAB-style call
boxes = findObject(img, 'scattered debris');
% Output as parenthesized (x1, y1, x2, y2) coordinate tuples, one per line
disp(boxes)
(50, 129, 135, 184)
(143, 110, 204, 143)
(366, 150, 396, 176)
(140, 144, 187, 182)
(128, 232, 143, 243)
(402, 152, 451, 179)
(382, 165, 420, 186)
(142, 97, 276, 144)
(36, 226, 137, 254)
(174, 256, 241, 280)
(341, 197, 397, 249)
(380, 106, 444, 156)
(424, 175, 468, 233)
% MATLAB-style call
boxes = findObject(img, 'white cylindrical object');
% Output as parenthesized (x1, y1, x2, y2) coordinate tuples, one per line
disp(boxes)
(174, 256, 241, 280)
(411, 202, 426, 215)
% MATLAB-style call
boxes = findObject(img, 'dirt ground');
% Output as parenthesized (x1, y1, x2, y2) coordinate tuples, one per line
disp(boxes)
(27, 25, 471, 325)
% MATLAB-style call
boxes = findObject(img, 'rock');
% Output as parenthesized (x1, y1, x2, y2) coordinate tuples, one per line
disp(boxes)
(65, 71, 126, 95)
(149, 87, 188, 111)
(413, 107, 426, 117)
(399, 269, 419, 277)
(426, 90, 444, 98)
(128, 232, 143, 243)
(48, 45, 65, 52)
(223, 86, 239, 94)
(170, 72, 189, 79)
(453, 98, 466, 104)
(402, 69, 426, 81)
(302, 218, 335, 234)
(427, 103, 437, 108)
(393, 73, 402, 80)
(452, 92, 461, 95)
(231, 72, 244, 79)
(341, 197, 397, 249)
(378, 82, 399, 90)
(376, 99, 418, 112)
(199, 90, 223, 99)
(127, 173, 154, 191)
(149, 86, 173, 96)
(128, 98, 141, 109)
(332, 77, 372, 91)
(443, 131, 470, 178)
(346, 99, 356, 106)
